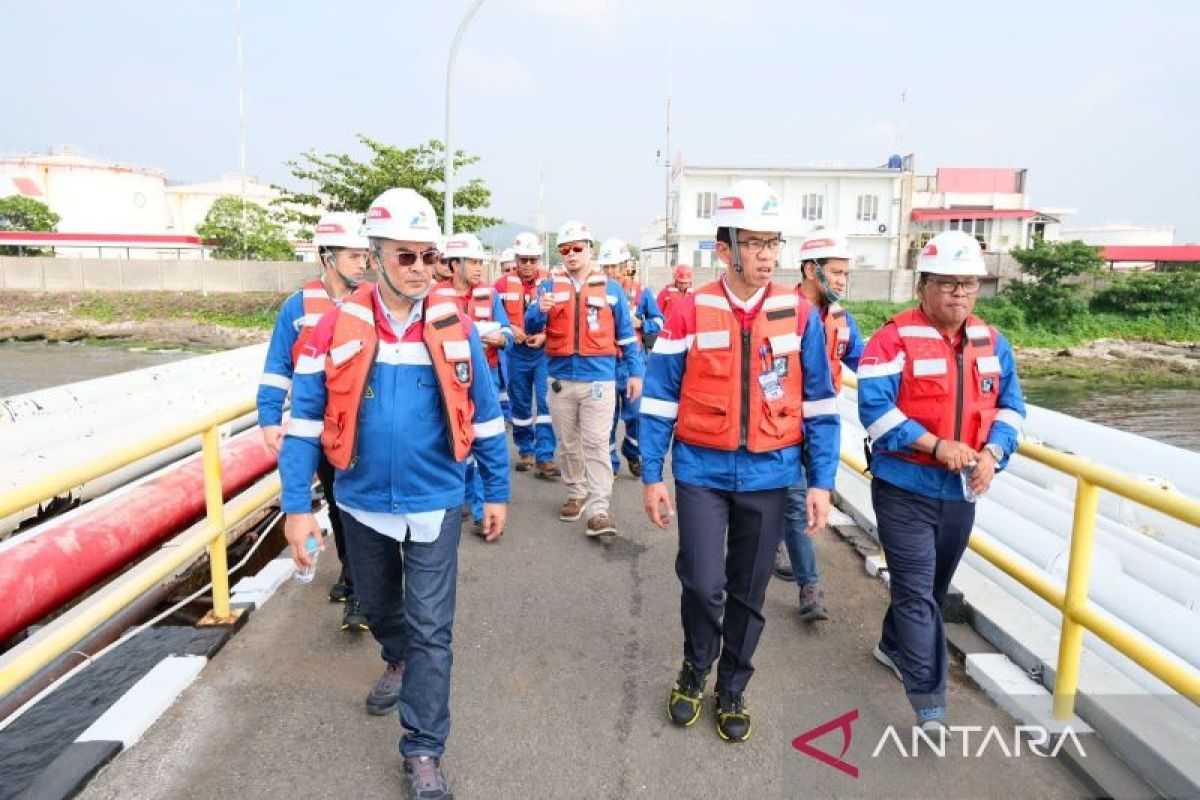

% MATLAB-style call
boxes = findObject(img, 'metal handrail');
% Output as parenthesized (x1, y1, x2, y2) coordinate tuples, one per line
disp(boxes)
(0, 398, 279, 699)
(840, 372, 1200, 718)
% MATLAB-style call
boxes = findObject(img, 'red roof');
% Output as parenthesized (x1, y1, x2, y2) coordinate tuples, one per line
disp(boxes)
(1101, 245, 1200, 262)
(911, 208, 1036, 221)
(0, 232, 203, 246)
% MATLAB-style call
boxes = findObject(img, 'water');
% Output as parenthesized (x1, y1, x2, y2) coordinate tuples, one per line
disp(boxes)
(0, 340, 195, 398)
(1022, 378, 1200, 453)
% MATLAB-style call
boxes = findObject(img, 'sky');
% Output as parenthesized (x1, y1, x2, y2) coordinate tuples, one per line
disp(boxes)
(5, 0, 1199, 241)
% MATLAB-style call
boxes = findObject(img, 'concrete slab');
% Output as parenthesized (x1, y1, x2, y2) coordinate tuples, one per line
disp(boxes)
(965, 653, 1093, 734)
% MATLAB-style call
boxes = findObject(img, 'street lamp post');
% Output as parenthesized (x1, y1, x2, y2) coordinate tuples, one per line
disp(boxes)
(444, 0, 487, 235)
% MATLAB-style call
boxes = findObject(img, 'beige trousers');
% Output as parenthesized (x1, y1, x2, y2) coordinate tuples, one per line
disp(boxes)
(546, 379, 617, 518)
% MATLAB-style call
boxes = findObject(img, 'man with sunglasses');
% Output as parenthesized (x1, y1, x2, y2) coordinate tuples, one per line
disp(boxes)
(857, 229, 1025, 736)
(279, 188, 508, 800)
(525, 220, 643, 542)
(640, 180, 840, 743)
(436, 232, 514, 538)
(771, 230, 865, 622)
(497, 232, 559, 478)
(258, 211, 370, 633)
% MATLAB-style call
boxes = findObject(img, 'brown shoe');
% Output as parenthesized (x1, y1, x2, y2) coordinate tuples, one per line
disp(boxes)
(586, 514, 617, 542)
(559, 498, 585, 521)
(535, 461, 561, 479)
(471, 520, 485, 537)
(515, 454, 534, 472)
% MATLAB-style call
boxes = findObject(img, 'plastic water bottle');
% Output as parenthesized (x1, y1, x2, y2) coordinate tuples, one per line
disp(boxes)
(960, 462, 979, 504)
(293, 535, 319, 583)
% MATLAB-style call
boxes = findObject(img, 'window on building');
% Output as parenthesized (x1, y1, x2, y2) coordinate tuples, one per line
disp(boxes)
(801, 193, 824, 221)
(696, 191, 717, 219)
(949, 218, 993, 244)
(856, 194, 879, 222)
(692, 248, 703, 270)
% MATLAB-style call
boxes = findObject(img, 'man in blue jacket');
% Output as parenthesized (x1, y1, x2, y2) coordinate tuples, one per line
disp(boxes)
(857, 230, 1025, 735)
(640, 180, 841, 743)
(257, 211, 369, 631)
(280, 188, 508, 800)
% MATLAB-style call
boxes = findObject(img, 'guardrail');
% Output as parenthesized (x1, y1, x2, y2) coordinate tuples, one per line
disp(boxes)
(839, 372, 1200, 719)
(0, 398, 281, 699)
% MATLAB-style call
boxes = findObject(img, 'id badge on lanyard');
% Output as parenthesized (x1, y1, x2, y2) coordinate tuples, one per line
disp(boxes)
(757, 344, 785, 402)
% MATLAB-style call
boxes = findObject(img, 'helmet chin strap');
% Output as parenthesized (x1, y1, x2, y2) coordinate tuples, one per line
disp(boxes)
(323, 254, 360, 290)
(729, 227, 744, 274)
(373, 245, 431, 302)
(814, 261, 840, 304)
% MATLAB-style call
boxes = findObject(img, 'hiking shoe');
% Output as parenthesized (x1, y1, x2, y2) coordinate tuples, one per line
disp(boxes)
(798, 583, 828, 621)
(772, 542, 794, 581)
(667, 661, 707, 726)
(365, 662, 404, 715)
(559, 497, 585, 521)
(716, 688, 752, 743)
(328, 573, 352, 603)
(515, 454, 534, 472)
(535, 461, 561, 479)
(627, 457, 642, 478)
(403, 755, 452, 800)
(341, 597, 369, 632)
(873, 642, 904, 683)
(586, 514, 616, 543)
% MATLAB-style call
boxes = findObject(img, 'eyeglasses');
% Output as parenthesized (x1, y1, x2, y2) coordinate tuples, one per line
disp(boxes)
(735, 237, 785, 253)
(375, 248, 440, 268)
(928, 278, 981, 294)
(558, 244, 586, 256)
(518, 256, 540, 265)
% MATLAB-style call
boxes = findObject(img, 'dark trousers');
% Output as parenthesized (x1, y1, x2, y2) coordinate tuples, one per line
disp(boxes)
(674, 480, 787, 694)
(315, 455, 350, 587)
(872, 477, 975, 713)
(341, 509, 462, 757)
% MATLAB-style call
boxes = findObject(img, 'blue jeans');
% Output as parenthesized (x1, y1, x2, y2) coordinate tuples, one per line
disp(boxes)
(341, 509, 462, 758)
(782, 471, 819, 585)
(872, 477, 974, 714)
(508, 350, 556, 462)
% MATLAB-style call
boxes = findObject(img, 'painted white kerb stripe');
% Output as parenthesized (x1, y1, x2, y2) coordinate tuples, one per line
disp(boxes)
(77, 655, 207, 748)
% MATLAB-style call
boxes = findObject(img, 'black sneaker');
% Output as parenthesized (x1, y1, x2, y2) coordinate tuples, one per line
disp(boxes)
(341, 597, 369, 632)
(627, 457, 642, 478)
(716, 688, 752, 743)
(403, 755, 452, 799)
(666, 661, 707, 727)
(328, 573, 352, 603)
(365, 662, 404, 715)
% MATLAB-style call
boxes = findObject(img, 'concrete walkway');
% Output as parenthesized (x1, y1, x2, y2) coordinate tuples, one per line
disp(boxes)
(80, 459, 1085, 799)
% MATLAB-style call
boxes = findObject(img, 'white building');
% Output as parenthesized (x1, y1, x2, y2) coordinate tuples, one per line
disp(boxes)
(640, 163, 908, 287)
(1057, 224, 1174, 247)
(165, 174, 279, 237)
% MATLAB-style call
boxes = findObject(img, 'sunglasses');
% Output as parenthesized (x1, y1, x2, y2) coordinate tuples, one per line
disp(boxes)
(518, 256, 540, 264)
(379, 248, 440, 267)
(558, 244, 586, 256)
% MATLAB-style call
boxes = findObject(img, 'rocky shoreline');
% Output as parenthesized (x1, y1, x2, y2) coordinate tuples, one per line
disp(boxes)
(0, 310, 267, 350)
(1015, 339, 1200, 385)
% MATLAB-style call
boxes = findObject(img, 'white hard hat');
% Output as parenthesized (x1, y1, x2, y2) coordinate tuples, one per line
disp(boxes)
(713, 180, 783, 234)
(596, 238, 630, 266)
(500, 247, 516, 263)
(798, 230, 852, 262)
(362, 188, 439, 244)
(313, 212, 368, 249)
(512, 231, 544, 257)
(556, 219, 593, 244)
(442, 232, 487, 261)
(917, 231, 988, 276)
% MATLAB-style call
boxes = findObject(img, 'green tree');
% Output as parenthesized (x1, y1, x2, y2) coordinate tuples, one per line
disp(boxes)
(0, 196, 61, 255)
(1005, 239, 1104, 320)
(273, 135, 500, 235)
(197, 196, 295, 261)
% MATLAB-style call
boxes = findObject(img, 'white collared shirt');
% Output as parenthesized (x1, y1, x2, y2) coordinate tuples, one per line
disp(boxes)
(721, 275, 766, 312)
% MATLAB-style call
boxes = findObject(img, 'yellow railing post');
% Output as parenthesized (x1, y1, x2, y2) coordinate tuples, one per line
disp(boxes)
(1052, 477, 1101, 719)
(200, 426, 237, 624)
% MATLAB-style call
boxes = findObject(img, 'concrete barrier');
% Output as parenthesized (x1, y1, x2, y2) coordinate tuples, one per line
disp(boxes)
(0, 257, 315, 293)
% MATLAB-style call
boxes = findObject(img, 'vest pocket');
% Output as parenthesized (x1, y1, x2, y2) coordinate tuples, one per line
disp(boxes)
(759, 395, 802, 440)
(679, 390, 730, 435)
(971, 406, 999, 449)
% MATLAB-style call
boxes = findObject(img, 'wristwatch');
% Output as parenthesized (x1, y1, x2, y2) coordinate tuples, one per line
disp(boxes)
(982, 443, 1004, 463)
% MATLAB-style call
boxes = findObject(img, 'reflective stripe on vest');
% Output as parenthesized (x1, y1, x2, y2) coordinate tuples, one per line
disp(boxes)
(824, 301, 850, 393)
(319, 285, 476, 469)
(467, 285, 500, 367)
(291, 279, 336, 364)
(545, 273, 617, 357)
(675, 281, 808, 453)
(890, 308, 1000, 468)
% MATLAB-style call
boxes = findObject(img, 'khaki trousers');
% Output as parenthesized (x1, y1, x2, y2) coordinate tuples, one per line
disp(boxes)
(546, 379, 617, 518)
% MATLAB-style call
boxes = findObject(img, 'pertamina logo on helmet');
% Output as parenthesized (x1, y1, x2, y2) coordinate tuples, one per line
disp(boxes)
(761, 196, 780, 214)
(717, 196, 745, 210)
(367, 206, 391, 220)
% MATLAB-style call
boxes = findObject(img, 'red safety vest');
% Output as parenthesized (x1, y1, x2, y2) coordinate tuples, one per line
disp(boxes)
(499, 273, 541, 336)
(675, 281, 809, 453)
(291, 279, 336, 363)
(434, 280, 502, 367)
(320, 285, 476, 469)
(890, 307, 1001, 468)
(824, 301, 851, 393)
(657, 286, 689, 321)
(545, 272, 617, 357)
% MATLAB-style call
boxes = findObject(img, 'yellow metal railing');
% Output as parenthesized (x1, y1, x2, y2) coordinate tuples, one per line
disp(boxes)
(840, 372, 1200, 719)
(0, 398, 281, 698)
